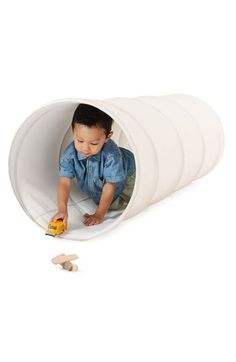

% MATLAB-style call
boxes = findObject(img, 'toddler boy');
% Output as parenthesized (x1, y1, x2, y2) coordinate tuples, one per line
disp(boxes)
(52, 103, 136, 227)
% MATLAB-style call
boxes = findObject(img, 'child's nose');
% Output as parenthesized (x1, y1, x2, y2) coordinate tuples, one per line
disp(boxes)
(82, 147, 90, 153)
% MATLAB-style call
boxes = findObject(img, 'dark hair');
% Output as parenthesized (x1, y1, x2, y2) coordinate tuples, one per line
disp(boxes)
(72, 103, 114, 136)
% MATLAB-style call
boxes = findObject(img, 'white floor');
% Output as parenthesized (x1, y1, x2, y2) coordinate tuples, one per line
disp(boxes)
(1, 154, 235, 361)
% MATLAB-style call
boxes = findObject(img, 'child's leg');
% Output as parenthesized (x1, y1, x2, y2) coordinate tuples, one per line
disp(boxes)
(108, 195, 127, 210)
(108, 171, 136, 211)
(119, 171, 136, 203)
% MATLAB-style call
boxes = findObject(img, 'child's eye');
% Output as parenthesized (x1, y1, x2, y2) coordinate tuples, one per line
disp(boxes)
(91, 143, 98, 146)
(77, 140, 83, 143)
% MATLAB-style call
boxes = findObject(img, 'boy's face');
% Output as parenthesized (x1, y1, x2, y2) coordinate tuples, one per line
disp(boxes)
(73, 124, 113, 157)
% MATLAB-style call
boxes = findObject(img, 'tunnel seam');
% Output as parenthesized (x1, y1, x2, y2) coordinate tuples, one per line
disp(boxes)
(102, 99, 159, 206)
(166, 95, 206, 181)
(135, 97, 186, 193)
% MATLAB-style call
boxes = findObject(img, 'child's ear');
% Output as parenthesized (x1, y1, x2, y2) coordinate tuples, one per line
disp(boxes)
(104, 131, 113, 143)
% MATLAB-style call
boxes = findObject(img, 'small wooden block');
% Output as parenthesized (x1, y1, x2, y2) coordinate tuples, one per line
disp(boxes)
(62, 261, 78, 272)
(51, 254, 79, 265)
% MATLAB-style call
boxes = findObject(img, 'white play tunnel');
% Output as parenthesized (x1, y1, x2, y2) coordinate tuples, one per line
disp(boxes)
(9, 94, 225, 240)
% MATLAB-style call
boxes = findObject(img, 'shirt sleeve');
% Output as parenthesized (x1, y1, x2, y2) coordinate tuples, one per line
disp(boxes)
(59, 154, 75, 179)
(103, 155, 126, 183)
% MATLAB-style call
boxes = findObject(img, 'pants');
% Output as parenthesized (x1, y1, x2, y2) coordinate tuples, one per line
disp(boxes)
(109, 171, 136, 211)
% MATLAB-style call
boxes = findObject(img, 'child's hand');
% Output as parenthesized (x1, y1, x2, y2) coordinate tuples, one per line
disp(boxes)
(83, 212, 104, 226)
(51, 210, 68, 227)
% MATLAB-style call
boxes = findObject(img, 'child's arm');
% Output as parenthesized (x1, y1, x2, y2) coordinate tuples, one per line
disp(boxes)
(83, 182, 116, 226)
(96, 182, 116, 217)
(51, 177, 73, 226)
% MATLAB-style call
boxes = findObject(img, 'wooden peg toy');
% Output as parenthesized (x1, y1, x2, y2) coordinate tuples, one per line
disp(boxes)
(51, 254, 79, 272)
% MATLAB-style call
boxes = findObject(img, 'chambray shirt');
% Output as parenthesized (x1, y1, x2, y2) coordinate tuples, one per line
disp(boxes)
(59, 139, 136, 205)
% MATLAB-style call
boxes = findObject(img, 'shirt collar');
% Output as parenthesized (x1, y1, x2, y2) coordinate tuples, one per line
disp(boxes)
(76, 150, 101, 161)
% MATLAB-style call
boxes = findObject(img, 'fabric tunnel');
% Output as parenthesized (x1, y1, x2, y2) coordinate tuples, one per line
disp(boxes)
(8, 94, 225, 240)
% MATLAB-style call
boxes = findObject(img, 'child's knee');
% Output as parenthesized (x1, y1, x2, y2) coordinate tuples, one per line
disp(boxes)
(109, 197, 126, 210)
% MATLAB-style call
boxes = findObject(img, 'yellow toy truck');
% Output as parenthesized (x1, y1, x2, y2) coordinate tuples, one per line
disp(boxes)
(45, 219, 67, 237)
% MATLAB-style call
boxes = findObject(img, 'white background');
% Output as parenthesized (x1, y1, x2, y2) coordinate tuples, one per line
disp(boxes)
(0, 1, 235, 361)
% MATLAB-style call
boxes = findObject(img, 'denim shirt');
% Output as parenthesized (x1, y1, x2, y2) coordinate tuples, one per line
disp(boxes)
(59, 139, 136, 205)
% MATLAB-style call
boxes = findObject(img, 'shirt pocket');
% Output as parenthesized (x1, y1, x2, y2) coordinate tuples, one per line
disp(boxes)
(93, 176, 105, 189)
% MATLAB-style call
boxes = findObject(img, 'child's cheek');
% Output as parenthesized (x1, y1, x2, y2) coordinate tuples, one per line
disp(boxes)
(96, 144, 104, 153)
